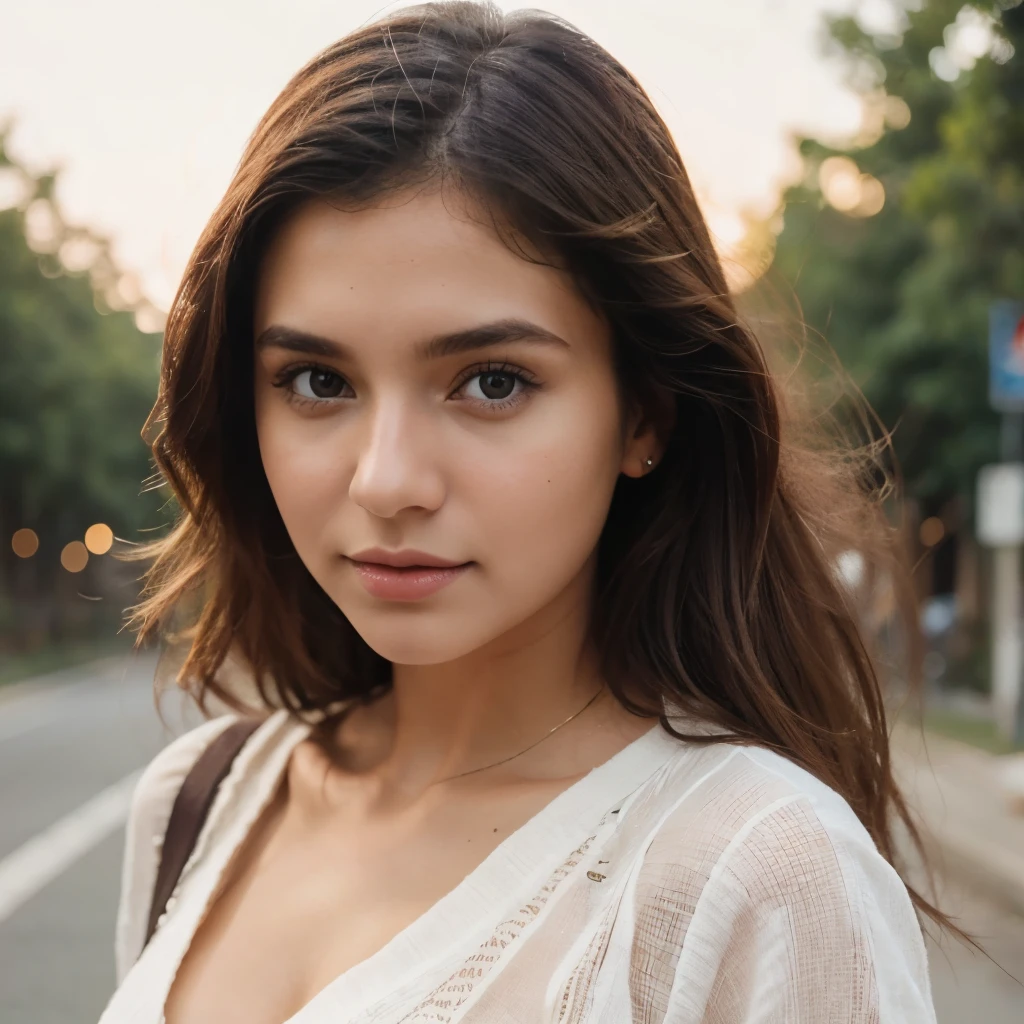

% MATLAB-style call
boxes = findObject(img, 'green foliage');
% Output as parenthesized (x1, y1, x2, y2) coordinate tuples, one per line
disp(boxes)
(0, 127, 164, 649)
(764, 0, 1024, 504)
(0, 212, 161, 537)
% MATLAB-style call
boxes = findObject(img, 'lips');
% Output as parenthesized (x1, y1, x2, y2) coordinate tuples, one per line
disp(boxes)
(348, 548, 466, 568)
(345, 549, 473, 601)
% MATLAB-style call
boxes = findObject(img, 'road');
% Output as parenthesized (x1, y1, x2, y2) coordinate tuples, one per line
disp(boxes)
(0, 653, 201, 1024)
(0, 655, 1021, 1023)
(924, 876, 1024, 1022)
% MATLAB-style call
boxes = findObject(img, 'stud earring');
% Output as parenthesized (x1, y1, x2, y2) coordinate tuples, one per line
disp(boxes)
(644, 457, 654, 472)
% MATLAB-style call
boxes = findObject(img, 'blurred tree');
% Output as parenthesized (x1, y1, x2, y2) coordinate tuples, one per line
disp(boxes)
(758, 0, 1023, 506)
(0, 126, 164, 647)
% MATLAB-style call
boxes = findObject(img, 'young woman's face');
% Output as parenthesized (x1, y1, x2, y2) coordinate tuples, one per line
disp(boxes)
(253, 187, 654, 665)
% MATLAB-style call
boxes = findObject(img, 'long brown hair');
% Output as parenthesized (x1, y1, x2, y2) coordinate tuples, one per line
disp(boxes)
(132, 1, 966, 945)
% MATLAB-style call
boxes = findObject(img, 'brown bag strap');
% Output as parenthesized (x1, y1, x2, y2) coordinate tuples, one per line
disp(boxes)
(143, 718, 262, 952)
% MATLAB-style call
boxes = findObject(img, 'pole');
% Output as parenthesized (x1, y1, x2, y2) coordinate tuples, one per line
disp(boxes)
(993, 412, 1024, 746)
(992, 542, 1023, 745)
(1003, 411, 1024, 461)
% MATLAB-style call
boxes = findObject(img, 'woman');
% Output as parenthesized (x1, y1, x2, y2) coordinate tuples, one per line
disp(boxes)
(101, 3, 952, 1021)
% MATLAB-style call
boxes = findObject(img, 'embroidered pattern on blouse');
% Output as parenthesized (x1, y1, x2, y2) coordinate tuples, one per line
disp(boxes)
(395, 830, 603, 1023)
(554, 895, 617, 1023)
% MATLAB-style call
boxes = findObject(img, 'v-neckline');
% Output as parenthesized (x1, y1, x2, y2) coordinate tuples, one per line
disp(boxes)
(153, 709, 685, 1024)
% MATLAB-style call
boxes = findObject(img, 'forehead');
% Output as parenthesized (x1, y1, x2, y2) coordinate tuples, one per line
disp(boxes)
(253, 187, 605, 351)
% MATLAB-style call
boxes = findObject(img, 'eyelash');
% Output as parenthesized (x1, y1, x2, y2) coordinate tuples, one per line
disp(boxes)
(271, 360, 541, 413)
(271, 363, 351, 407)
(450, 361, 541, 411)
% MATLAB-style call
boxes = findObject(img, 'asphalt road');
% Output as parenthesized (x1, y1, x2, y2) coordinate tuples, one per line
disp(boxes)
(0, 655, 1021, 1023)
(925, 876, 1024, 1022)
(0, 653, 200, 1024)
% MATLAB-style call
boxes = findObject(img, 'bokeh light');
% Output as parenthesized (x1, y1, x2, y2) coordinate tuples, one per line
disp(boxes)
(884, 95, 911, 131)
(23, 198, 61, 254)
(58, 234, 103, 274)
(919, 517, 946, 547)
(11, 528, 40, 558)
(0, 167, 32, 212)
(819, 157, 885, 218)
(84, 522, 114, 555)
(819, 157, 864, 212)
(852, 175, 886, 217)
(60, 540, 89, 573)
(836, 549, 865, 589)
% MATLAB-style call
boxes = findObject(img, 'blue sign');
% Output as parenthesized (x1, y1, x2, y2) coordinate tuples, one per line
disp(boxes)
(990, 300, 1024, 412)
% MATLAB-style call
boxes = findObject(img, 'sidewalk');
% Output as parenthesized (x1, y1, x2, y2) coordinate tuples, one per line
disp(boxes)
(892, 720, 1024, 916)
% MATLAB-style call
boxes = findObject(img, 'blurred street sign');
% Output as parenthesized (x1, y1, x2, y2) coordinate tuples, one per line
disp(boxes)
(990, 300, 1024, 412)
(977, 463, 1024, 547)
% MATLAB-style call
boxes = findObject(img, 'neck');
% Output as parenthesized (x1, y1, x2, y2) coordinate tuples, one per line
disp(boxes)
(338, 562, 618, 791)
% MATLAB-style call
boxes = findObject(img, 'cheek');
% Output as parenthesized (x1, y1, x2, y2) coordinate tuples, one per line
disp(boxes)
(255, 399, 350, 556)
(469, 386, 624, 587)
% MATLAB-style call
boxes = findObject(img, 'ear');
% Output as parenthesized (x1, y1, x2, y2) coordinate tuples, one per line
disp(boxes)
(619, 387, 675, 479)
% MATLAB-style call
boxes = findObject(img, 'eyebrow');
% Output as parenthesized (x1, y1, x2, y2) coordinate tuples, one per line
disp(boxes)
(254, 317, 570, 361)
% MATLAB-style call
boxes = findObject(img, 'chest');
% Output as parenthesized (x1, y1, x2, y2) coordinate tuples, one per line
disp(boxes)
(161, 775, 570, 1024)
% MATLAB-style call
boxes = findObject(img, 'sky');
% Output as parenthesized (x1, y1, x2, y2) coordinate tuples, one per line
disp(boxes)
(0, 0, 888, 313)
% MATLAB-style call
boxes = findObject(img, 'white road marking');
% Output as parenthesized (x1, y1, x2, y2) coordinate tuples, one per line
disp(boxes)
(0, 769, 142, 923)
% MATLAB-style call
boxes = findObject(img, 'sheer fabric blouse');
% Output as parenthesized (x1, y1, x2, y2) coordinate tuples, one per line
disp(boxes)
(100, 708, 938, 1023)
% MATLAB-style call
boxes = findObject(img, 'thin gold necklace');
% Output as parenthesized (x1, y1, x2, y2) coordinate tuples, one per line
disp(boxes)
(435, 687, 605, 784)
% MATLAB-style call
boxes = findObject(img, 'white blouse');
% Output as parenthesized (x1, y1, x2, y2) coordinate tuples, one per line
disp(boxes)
(100, 707, 938, 1023)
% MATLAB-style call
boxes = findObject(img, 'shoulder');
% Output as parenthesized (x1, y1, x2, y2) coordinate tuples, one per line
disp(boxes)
(638, 739, 913, 919)
(690, 744, 899, 915)
(639, 734, 885, 868)
(113, 714, 243, 982)
(129, 715, 245, 841)
(626, 738, 935, 1021)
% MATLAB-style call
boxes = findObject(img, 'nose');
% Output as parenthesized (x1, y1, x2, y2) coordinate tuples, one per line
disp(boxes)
(348, 397, 446, 519)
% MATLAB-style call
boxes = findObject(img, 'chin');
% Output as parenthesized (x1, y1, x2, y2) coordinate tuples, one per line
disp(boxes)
(344, 612, 496, 666)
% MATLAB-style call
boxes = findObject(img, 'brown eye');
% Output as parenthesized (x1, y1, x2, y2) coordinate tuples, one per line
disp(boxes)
(293, 368, 346, 400)
(476, 372, 516, 400)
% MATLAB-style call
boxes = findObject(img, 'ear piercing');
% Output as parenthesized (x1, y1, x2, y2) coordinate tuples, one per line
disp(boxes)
(644, 457, 653, 470)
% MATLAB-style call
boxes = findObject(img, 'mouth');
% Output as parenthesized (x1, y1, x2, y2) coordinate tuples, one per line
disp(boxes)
(344, 550, 474, 601)
(347, 547, 467, 569)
